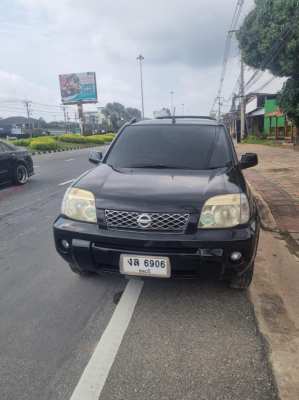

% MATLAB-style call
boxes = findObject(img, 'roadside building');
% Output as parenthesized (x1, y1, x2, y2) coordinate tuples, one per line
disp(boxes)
(264, 98, 295, 143)
(83, 111, 98, 133)
(153, 108, 171, 118)
(245, 93, 276, 137)
(224, 92, 296, 145)
(0, 116, 28, 138)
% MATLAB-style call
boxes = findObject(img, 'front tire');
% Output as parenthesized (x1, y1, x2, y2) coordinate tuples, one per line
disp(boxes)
(14, 164, 29, 185)
(229, 262, 254, 290)
(69, 263, 94, 277)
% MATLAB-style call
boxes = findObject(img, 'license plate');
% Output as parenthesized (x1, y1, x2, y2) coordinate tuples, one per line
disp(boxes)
(120, 254, 171, 278)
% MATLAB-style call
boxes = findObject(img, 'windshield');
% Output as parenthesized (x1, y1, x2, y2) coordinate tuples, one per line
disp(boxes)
(105, 125, 233, 170)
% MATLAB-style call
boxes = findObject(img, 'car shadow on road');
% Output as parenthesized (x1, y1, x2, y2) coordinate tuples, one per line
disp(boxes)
(100, 275, 278, 400)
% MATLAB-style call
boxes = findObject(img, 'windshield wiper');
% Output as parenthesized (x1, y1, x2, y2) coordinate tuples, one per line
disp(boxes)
(128, 164, 182, 169)
(208, 161, 233, 170)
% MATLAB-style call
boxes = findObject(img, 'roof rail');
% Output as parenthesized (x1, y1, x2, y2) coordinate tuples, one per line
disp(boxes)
(115, 118, 137, 135)
(156, 115, 216, 120)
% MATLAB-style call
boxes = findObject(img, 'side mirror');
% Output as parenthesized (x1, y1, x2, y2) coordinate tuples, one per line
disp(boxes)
(239, 153, 258, 170)
(89, 150, 103, 165)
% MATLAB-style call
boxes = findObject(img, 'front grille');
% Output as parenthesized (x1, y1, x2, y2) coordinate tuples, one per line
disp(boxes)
(105, 210, 190, 233)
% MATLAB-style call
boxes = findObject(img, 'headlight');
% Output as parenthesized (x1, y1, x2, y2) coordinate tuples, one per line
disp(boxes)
(61, 188, 97, 223)
(199, 194, 250, 229)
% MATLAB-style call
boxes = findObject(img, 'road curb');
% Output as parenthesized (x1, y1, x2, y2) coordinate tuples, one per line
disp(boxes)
(249, 230, 299, 400)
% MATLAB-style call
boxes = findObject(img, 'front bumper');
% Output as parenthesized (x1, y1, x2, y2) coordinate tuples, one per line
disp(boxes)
(25, 157, 34, 176)
(53, 216, 260, 278)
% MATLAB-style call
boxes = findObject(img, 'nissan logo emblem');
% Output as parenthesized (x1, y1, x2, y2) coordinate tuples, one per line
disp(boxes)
(137, 213, 152, 228)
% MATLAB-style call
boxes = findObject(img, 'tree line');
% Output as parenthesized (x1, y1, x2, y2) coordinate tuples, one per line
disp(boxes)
(238, 0, 299, 133)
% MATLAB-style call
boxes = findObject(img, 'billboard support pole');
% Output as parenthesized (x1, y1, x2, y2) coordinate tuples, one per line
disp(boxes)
(62, 106, 68, 134)
(77, 103, 85, 135)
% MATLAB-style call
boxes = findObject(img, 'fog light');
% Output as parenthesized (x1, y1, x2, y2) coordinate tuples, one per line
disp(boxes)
(61, 239, 70, 250)
(230, 251, 242, 262)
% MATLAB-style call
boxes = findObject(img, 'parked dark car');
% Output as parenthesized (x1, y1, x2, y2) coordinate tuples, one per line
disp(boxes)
(0, 140, 34, 185)
(53, 116, 260, 289)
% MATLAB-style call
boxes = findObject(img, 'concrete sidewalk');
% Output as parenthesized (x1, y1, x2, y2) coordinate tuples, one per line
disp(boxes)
(236, 144, 299, 248)
(235, 144, 299, 400)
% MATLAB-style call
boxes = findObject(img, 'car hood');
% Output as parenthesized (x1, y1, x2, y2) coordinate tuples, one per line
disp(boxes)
(16, 148, 30, 156)
(76, 164, 243, 213)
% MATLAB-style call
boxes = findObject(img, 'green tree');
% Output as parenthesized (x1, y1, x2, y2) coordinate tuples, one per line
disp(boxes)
(125, 107, 142, 121)
(279, 78, 299, 127)
(238, 0, 299, 132)
(102, 102, 141, 131)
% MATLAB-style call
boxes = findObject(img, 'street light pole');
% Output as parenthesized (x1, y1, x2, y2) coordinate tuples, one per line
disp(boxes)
(182, 103, 185, 116)
(24, 100, 32, 138)
(170, 91, 174, 115)
(137, 54, 145, 119)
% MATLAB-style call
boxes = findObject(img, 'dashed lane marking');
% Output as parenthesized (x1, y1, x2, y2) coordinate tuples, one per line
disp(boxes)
(58, 179, 74, 186)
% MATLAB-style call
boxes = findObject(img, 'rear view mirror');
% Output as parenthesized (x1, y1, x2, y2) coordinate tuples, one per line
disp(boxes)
(89, 150, 103, 165)
(239, 153, 258, 170)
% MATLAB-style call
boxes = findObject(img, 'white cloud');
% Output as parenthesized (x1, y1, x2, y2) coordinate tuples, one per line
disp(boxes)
(0, 0, 282, 120)
(0, 70, 56, 102)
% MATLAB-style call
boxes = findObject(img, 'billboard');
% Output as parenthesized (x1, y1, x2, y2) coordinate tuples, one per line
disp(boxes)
(59, 72, 97, 104)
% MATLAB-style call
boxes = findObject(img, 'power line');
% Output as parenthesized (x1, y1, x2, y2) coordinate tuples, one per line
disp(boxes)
(210, 0, 245, 115)
(226, 73, 241, 105)
(31, 101, 65, 109)
(245, 7, 299, 92)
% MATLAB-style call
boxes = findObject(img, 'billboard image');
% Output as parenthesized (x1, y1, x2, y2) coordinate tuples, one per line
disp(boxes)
(59, 72, 97, 104)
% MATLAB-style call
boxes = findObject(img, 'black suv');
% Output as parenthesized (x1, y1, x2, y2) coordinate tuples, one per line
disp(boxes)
(0, 140, 34, 185)
(53, 117, 260, 289)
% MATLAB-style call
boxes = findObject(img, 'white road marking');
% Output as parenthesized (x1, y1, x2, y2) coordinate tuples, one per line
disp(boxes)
(69, 278, 144, 400)
(58, 179, 74, 186)
(34, 165, 40, 168)
(65, 158, 75, 162)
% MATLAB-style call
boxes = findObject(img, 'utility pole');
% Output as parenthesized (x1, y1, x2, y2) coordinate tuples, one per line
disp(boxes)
(170, 91, 174, 116)
(216, 96, 224, 121)
(181, 103, 185, 116)
(24, 100, 32, 137)
(77, 103, 85, 135)
(229, 29, 246, 143)
(62, 106, 68, 133)
(137, 54, 145, 119)
(240, 54, 246, 143)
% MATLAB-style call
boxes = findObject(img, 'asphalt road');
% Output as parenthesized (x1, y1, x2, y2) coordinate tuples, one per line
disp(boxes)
(0, 147, 126, 400)
(0, 148, 278, 400)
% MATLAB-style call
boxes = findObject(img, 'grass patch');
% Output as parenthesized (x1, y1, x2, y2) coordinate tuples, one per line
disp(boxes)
(8, 133, 115, 152)
(58, 133, 115, 145)
(242, 135, 277, 146)
(10, 138, 32, 147)
(29, 137, 58, 151)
